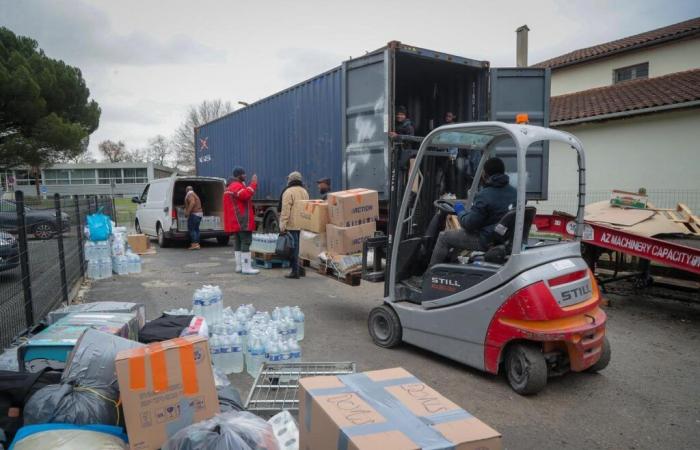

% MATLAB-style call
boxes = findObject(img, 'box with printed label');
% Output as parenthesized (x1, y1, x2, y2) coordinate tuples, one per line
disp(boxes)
(293, 200, 329, 233)
(327, 189, 379, 227)
(326, 222, 376, 256)
(299, 230, 327, 262)
(299, 367, 501, 450)
(115, 335, 219, 450)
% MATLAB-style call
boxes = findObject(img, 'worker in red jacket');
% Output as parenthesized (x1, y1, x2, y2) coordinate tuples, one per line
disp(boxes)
(223, 166, 259, 275)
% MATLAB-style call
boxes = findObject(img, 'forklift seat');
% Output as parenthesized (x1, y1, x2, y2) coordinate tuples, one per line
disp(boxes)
(484, 206, 537, 264)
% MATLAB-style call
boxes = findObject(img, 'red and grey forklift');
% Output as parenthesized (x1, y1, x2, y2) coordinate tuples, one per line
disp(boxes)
(362, 120, 610, 394)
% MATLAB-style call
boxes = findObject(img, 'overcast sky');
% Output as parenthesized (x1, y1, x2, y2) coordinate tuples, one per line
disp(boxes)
(2, 0, 699, 158)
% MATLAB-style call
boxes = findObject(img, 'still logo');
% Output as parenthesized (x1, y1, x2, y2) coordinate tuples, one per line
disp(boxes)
(560, 284, 591, 302)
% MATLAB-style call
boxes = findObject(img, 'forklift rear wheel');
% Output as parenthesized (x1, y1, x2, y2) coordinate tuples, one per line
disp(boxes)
(505, 343, 548, 395)
(368, 305, 402, 348)
(587, 337, 611, 372)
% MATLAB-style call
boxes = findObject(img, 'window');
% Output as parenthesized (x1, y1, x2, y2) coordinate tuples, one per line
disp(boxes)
(613, 62, 649, 84)
(123, 168, 148, 184)
(140, 185, 150, 203)
(70, 169, 97, 184)
(98, 168, 123, 184)
(44, 169, 70, 185)
(13, 170, 36, 185)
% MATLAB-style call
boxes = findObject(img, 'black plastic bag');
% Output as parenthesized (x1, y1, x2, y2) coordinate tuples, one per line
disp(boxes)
(275, 234, 293, 259)
(139, 314, 194, 343)
(23, 384, 119, 426)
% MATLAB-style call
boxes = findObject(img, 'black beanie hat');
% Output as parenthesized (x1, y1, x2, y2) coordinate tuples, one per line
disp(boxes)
(232, 166, 245, 178)
(396, 105, 407, 115)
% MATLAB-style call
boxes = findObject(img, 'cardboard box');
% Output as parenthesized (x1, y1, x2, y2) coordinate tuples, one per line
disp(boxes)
(610, 189, 648, 209)
(327, 189, 379, 227)
(326, 222, 376, 256)
(299, 367, 501, 450)
(47, 301, 146, 327)
(294, 200, 329, 233)
(299, 230, 327, 261)
(116, 335, 219, 450)
(128, 234, 151, 254)
(19, 312, 138, 372)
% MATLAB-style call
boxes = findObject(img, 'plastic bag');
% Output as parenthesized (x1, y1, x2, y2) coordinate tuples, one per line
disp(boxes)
(161, 411, 280, 450)
(87, 211, 112, 242)
(12, 424, 127, 450)
(276, 234, 294, 259)
(268, 411, 299, 450)
(217, 385, 244, 413)
(23, 384, 119, 426)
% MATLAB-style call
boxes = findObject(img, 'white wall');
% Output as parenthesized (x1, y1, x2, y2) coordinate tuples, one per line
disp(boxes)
(550, 38, 700, 96)
(538, 108, 700, 213)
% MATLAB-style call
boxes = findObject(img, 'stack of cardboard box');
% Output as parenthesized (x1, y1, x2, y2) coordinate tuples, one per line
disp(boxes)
(295, 188, 379, 273)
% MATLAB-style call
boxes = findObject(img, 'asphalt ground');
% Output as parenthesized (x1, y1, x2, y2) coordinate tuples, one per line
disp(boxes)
(84, 240, 700, 449)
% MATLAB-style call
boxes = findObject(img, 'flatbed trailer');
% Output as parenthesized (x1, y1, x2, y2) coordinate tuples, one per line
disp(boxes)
(534, 214, 700, 287)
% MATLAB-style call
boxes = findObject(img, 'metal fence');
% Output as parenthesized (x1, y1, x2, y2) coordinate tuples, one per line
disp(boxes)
(0, 191, 115, 348)
(535, 189, 700, 216)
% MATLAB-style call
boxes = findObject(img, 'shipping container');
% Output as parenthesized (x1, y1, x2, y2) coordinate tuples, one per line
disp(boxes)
(196, 41, 549, 230)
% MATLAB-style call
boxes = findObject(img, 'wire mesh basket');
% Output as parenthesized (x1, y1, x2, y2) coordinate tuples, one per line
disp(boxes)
(245, 361, 356, 417)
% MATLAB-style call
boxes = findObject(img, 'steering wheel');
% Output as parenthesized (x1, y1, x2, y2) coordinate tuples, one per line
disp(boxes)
(433, 199, 457, 215)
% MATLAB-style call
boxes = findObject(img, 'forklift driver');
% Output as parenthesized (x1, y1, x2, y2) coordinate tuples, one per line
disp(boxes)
(428, 157, 517, 267)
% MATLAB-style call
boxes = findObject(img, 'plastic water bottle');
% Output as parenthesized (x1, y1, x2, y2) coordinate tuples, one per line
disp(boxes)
(293, 307, 305, 341)
(210, 335, 221, 368)
(247, 338, 265, 377)
(230, 333, 244, 373)
(193, 289, 205, 320)
(289, 339, 301, 363)
(266, 339, 279, 365)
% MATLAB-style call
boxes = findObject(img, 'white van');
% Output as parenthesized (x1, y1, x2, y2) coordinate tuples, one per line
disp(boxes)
(132, 175, 229, 247)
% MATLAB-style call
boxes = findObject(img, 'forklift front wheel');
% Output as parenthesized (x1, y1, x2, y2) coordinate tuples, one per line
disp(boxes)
(368, 305, 402, 348)
(505, 343, 548, 395)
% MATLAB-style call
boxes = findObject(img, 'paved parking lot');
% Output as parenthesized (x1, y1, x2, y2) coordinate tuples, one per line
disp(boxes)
(85, 240, 700, 449)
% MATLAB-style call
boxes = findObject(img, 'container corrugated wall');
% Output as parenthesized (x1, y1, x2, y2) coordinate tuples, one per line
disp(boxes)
(196, 68, 343, 201)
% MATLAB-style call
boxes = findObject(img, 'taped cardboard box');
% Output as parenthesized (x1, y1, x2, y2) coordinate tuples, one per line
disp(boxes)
(299, 367, 501, 450)
(115, 335, 219, 450)
(299, 230, 327, 262)
(326, 222, 376, 256)
(294, 200, 329, 233)
(127, 234, 153, 255)
(327, 189, 379, 227)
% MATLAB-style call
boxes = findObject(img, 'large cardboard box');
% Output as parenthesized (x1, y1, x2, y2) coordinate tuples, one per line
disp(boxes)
(128, 234, 152, 255)
(326, 222, 376, 255)
(116, 335, 219, 450)
(299, 230, 327, 261)
(294, 200, 329, 233)
(299, 367, 501, 450)
(327, 189, 379, 227)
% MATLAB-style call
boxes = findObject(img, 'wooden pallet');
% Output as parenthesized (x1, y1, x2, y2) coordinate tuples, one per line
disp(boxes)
(252, 251, 290, 269)
(317, 261, 362, 286)
(655, 203, 700, 234)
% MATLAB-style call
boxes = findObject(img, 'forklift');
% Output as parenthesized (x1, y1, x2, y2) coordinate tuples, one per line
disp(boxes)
(361, 120, 610, 394)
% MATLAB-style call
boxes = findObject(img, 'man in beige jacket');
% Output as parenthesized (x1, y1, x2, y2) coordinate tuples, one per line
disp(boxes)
(279, 171, 309, 279)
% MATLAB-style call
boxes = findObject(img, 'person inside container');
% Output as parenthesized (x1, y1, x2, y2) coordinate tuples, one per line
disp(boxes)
(279, 171, 310, 279)
(428, 157, 517, 267)
(184, 186, 203, 250)
(223, 166, 259, 275)
(317, 177, 331, 200)
(444, 111, 456, 126)
(388, 105, 414, 138)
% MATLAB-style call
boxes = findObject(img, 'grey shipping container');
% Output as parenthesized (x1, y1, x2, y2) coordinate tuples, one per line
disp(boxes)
(195, 41, 549, 228)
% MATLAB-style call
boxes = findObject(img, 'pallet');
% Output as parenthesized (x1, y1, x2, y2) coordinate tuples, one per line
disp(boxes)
(252, 251, 290, 269)
(316, 261, 362, 286)
(300, 258, 320, 269)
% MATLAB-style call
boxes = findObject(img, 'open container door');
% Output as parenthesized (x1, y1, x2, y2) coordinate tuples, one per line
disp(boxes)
(489, 68, 550, 200)
(342, 50, 390, 198)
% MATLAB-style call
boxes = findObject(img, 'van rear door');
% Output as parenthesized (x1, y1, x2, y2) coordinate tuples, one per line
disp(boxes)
(489, 68, 550, 200)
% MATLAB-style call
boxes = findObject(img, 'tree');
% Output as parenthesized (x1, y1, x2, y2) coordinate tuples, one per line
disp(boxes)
(145, 135, 173, 166)
(173, 99, 232, 170)
(98, 140, 128, 162)
(0, 27, 100, 193)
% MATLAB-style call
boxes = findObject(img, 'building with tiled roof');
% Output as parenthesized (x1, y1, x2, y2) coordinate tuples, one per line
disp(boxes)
(533, 18, 700, 214)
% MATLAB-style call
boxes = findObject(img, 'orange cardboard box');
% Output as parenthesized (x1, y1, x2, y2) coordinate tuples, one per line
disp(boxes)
(327, 189, 379, 227)
(326, 222, 376, 256)
(299, 367, 501, 450)
(115, 335, 219, 450)
(294, 200, 330, 233)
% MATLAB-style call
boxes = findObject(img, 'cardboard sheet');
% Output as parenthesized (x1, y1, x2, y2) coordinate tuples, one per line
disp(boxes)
(585, 201, 689, 237)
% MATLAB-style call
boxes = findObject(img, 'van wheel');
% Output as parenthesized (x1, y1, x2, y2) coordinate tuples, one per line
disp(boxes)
(505, 343, 548, 395)
(217, 236, 230, 246)
(157, 224, 170, 248)
(587, 337, 611, 372)
(368, 305, 402, 348)
(134, 219, 142, 234)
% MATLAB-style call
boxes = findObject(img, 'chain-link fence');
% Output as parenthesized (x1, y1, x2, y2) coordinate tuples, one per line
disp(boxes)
(0, 191, 115, 348)
(534, 189, 700, 216)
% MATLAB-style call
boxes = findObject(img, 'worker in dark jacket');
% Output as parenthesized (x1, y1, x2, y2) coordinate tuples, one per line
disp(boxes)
(317, 177, 331, 200)
(389, 105, 414, 138)
(429, 157, 517, 267)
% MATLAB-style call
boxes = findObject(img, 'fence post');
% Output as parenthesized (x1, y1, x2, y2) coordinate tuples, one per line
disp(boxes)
(54, 194, 69, 304)
(75, 195, 85, 277)
(112, 196, 117, 226)
(14, 191, 34, 327)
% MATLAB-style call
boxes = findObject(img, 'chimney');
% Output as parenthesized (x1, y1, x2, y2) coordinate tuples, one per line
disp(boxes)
(516, 25, 529, 67)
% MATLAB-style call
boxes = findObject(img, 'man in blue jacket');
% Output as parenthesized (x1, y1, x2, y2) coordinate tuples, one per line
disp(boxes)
(429, 157, 517, 267)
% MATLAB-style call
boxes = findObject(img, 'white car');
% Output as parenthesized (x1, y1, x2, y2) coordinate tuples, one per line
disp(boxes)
(133, 175, 230, 247)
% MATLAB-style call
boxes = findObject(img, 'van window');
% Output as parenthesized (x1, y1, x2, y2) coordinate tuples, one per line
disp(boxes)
(140, 185, 150, 203)
(146, 181, 169, 205)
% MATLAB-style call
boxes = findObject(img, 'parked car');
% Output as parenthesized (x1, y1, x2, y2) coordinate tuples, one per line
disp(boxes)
(0, 199, 70, 240)
(132, 176, 229, 247)
(0, 231, 20, 272)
